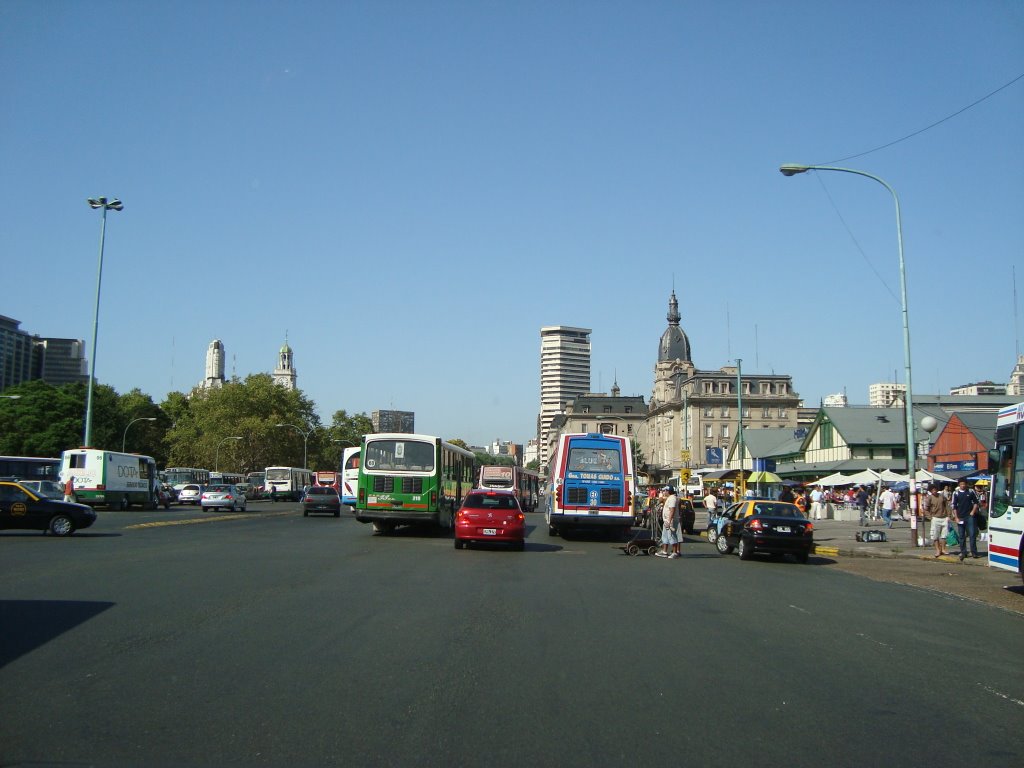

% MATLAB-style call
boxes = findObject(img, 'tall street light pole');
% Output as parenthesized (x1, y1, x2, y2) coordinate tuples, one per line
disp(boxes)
(122, 417, 157, 452)
(277, 423, 315, 469)
(84, 197, 124, 448)
(216, 436, 243, 472)
(780, 164, 917, 543)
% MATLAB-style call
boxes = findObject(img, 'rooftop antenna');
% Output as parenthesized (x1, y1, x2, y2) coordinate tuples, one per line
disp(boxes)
(726, 303, 732, 361)
(1014, 264, 1020, 359)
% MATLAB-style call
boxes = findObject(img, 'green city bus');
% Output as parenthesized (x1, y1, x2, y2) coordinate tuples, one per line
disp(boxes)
(354, 433, 476, 534)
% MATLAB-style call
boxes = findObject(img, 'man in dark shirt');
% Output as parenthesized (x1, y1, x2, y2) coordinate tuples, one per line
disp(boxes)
(855, 486, 870, 527)
(951, 479, 980, 560)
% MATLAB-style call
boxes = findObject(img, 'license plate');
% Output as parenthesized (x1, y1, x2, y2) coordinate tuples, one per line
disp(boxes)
(483, 528, 497, 536)
(776, 526, 791, 533)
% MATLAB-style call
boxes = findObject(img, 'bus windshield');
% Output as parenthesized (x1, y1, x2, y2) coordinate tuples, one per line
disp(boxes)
(266, 468, 291, 482)
(364, 440, 434, 472)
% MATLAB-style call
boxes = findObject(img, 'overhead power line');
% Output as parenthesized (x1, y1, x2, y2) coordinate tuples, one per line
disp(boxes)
(821, 71, 1024, 165)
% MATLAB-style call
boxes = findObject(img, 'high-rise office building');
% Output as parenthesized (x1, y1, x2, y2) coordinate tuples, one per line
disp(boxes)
(538, 325, 591, 471)
(1, 314, 88, 390)
(372, 410, 415, 433)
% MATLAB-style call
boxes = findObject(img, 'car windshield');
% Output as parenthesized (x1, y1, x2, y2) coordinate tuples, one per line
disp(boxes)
(207, 485, 230, 493)
(464, 493, 519, 510)
(182, 485, 200, 492)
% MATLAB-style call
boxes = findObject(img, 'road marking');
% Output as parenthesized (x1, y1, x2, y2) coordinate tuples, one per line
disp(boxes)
(857, 633, 892, 650)
(978, 683, 1024, 707)
(124, 511, 295, 529)
(788, 604, 809, 614)
(814, 545, 839, 556)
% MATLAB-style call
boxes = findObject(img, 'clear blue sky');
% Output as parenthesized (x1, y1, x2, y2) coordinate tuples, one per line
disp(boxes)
(3, 1, 1022, 447)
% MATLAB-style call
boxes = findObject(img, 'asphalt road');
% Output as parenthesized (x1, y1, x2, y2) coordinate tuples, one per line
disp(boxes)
(2, 503, 1023, 767)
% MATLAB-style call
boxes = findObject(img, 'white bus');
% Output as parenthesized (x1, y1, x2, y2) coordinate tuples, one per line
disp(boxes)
(989, 402, 1024, 584)
(164, 467, 211, 494)
(265, 466, 314, 502)
(339, 447, 360, 506)
(61, 449, 160, 510)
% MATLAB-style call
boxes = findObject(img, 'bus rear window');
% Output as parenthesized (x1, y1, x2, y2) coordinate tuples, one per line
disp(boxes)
(567, 448, 621, 473)
(364, 440, 434, 472)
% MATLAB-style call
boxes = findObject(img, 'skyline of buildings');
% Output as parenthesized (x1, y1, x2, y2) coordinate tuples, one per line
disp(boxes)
(537, 325, 592, 470)
(0, 314, 88, 391)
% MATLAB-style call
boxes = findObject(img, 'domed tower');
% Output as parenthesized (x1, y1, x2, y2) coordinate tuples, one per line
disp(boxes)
(273, 335, 297, 390)
(658, 290, 692, 364)
(651, 291, 695, 408)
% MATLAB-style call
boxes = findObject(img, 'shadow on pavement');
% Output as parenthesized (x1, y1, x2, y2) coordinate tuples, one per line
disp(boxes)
(0, 599, 115, 668)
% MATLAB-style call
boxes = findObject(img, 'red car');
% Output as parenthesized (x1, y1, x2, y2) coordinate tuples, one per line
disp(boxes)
(454, 489, 526, 551)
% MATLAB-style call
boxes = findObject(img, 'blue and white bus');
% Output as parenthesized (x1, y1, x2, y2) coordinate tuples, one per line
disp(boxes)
(990, 402, 1024, 583)
(545, 432, 636, 538)
(339, 447, 360, 506)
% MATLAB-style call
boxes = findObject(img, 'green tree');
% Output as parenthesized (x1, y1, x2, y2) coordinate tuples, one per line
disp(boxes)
(0, 379, 122, 457)
(163, 374, 319, 472)
(308, 410, 373, 470)
(118, 388, 169, 464)
(447, 438, 469, 450)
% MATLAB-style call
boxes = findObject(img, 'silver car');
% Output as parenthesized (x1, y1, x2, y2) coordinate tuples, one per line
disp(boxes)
(200, 484, 247, 513)
(177, 484, 204, 505)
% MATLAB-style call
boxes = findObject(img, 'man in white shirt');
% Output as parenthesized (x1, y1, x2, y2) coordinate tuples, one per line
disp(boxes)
(879, 487, 897, 528)
(810, 486, 825, 520)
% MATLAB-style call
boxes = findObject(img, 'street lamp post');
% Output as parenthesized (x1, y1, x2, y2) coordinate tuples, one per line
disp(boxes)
(84, 197, 123, 448)
(780, 164, 917, 544)
(122, 417, 157, 452)
(215, 436, 243, 472)
(277, 423, 315, 469)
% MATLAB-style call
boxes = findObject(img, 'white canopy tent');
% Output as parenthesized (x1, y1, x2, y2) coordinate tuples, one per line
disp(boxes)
(809, 472, 854, 487)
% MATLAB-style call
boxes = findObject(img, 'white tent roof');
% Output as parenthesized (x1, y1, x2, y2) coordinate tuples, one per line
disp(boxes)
(810, 472, 854, 487)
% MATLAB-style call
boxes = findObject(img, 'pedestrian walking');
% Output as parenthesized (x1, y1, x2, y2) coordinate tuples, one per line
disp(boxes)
(879, 486, 897, 528)
(63, 475, 76, 503)
(656, 486, 681, 559)
(951, 479, 981, 560)
(855, 485, 869, 527)
(793, 488, 808, 517)
(921, 485, 952, 558)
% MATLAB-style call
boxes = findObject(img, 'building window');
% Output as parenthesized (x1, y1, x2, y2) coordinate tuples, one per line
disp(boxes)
(603, 406, 612, 413)
(705, 424, 713, 438)
(720, 406, 730, 417)
(703, 381, 713, 394)
(778, 408, 787, 418)
(762, 407, 771, 418)
(600, 423, 614, 434)
(703, 406, 714, 417)
(742, 407, 751, 419)
(580, 423, 587, 433)
(743, 382, 751, 394)
(760, 382, 771, 394)
(627, 424, 633, 434)
(721, 425, 730, 439)
(624, 406, 632, 413)
(820, 422, 834, 449)
(582, 406, 589, 414)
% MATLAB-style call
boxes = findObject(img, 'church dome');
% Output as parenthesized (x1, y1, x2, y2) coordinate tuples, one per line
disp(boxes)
(658, 291, 691, 363)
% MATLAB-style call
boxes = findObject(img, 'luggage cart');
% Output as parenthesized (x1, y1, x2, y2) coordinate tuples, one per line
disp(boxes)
(622, 496, 661, 556)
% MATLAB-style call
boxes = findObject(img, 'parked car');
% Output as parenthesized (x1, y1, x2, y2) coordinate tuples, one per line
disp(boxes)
(678, 497, 696, 534)
(200, 484, 247, 513)
(301, 486, 341, 517)
(16, 480, 65, 500)
(454, 489, 526, 551)
(0, 480, 97, 536)
(177, 484, 204, 505)
(715, 502, 813, 562)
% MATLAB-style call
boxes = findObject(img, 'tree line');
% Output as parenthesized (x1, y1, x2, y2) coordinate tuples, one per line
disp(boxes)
(0, 375, 518, 473)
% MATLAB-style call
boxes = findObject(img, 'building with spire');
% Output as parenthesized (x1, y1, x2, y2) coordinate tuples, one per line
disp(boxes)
(1005, 355, 1024, 397)
(273, 336, 297, 390)
(202, 339, 225, 389)
(643, 291, 801, 483)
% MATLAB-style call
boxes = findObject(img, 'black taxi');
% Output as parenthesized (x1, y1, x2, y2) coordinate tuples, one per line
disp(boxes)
(0, 481, 97, 536)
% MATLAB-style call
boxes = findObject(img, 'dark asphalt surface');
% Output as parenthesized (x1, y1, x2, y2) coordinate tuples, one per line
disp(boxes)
(2, 503, 1023, 767)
